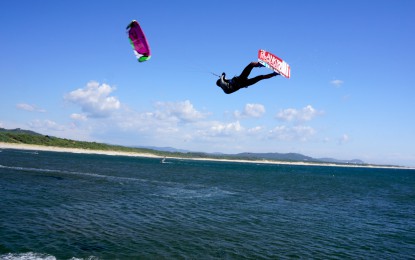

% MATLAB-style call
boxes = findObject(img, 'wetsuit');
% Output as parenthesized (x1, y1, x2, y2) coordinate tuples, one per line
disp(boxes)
(216, 62, 278, 94)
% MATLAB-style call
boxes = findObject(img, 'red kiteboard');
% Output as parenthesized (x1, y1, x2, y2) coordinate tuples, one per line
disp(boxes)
(258, 49, 291, 78)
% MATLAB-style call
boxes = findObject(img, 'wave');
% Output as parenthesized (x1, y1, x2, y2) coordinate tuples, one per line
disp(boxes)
(0, 252, 99, 260)
(0, 164, 145, 183)
(0, 164, 236, 200)
(5, 149, 39, 155)
(156, 185, 237, 199)
(0, 252, 56, 260)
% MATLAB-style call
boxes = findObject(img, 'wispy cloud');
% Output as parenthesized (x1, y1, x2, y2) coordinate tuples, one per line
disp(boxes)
(107, 100, 210, 139)
(234, 103, 265, 118)
(153, 100, 208, 123)
(276, 105, 322, 123)
(28, 119, 65, 131)
(207, 121, 243, 137)
(269, 125, 316, 142)
(338, 134, 349, 145)
(70, 113, 87, 121)
(330, 79, 344, 87)
(16, 103, 46, 113)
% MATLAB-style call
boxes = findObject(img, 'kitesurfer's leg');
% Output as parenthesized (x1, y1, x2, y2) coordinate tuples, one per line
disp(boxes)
(243, 72, 279, 88)
(238, 62, 262, 79)
(264, 71, 279, 78)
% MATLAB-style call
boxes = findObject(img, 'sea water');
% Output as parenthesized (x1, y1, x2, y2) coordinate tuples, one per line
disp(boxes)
(0, 149, 414, 259)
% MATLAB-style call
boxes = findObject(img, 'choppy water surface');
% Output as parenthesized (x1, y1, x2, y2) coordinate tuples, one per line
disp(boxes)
(1, 149, 414, 259)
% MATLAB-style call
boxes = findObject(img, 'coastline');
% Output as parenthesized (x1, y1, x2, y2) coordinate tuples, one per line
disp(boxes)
(0, 142, 160, 158)
(0, 142, 412, 170)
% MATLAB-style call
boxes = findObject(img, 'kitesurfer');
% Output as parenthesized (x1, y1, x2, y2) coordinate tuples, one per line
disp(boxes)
(216, 62, 279, 94)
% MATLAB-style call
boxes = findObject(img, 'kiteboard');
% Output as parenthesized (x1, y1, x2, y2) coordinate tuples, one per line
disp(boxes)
(126, 20, 151, 62)
(258, 49, 290, 78)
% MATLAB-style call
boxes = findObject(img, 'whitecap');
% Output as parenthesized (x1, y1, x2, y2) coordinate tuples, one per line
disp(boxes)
(0, 252, 56, 260)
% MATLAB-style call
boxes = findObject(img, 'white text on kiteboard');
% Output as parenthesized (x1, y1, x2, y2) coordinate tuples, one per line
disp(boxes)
(259, 50, 289, 76)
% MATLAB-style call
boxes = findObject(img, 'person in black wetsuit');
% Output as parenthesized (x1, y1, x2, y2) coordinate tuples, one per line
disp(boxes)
(216, 61, 279, 94)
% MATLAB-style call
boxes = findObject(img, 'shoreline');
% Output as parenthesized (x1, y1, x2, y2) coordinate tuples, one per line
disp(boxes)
(1, 142, 413, 170)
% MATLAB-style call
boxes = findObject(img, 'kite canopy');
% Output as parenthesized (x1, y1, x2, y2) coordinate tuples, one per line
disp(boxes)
(126, 20, 151, 62)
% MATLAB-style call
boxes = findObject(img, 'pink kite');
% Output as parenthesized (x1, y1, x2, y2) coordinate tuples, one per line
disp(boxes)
(126, 20, 151, 62)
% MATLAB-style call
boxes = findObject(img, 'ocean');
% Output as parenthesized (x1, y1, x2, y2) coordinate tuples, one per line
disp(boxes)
(0, 149, 414, 259)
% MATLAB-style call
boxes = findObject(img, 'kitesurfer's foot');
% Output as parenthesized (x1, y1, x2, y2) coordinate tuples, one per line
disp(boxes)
(217, 73, 230, 89)
(263, 72, 280, 79)
(220, 73, 226, 82)
(254, 62, 264, 67)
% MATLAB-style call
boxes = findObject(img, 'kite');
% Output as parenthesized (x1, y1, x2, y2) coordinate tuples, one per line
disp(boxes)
(126, 20, 151, 62)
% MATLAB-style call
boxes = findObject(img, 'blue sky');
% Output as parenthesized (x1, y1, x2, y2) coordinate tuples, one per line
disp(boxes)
(1, 0, 414, 166)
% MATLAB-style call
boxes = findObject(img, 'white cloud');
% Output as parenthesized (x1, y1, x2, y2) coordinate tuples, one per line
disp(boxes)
(276, 108, 297, 122)
(14, 84, 324, 154)
(234, 103, 265, 118)
(330, 79, 344, 87)
(211, 121, 243, 135)
(247, 126, 264, 134)
(153, 100, 207, 123)
(28, 119, 65, 132)
(65, 81, 120, 118)
(276, 105, 321, 122)
(338, 134, 349, 144)
(70, 113, 87, 121)
(23, 119, 94, 142)
(16, 103, 46, 113)
(342, 94, 351, 101)
(196, 121, 244, 138)
(269, 125, 316, 141)
(107, 100, 208, 139)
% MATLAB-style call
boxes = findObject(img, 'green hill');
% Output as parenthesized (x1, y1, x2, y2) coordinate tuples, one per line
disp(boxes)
(0, 128, 158, 154)
(0, 128, 219, 159)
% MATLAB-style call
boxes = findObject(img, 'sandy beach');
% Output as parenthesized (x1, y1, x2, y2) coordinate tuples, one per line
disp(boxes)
(0, 142, 160, 158)
(0, 142, 412, 170)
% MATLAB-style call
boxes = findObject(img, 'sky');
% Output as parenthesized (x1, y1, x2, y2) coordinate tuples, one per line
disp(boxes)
(1, 0, 414, 167)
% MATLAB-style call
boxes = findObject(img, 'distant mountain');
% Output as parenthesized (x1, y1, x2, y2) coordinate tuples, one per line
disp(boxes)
(230, 152, 365, 164)
(233, 152, 318, 162)
(142, 148, 366, 165)
(136, 146, 191, 153)
(317, 158, 365, 164)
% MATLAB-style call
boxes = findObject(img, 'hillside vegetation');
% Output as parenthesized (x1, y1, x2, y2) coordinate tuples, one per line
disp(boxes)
(0, 128, 231, 159)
